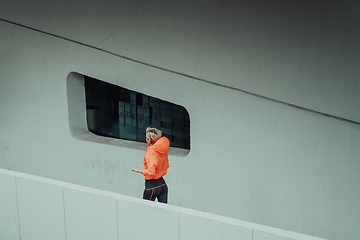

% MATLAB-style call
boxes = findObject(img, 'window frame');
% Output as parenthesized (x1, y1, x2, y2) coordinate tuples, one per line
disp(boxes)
(66, 72, 190, 157)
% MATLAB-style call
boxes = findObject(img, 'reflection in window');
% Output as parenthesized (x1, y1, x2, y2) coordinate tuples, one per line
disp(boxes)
(84, 76, 190, 149)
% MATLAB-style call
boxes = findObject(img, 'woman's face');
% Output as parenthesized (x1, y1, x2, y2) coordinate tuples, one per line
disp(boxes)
(146, 137, 152, 145)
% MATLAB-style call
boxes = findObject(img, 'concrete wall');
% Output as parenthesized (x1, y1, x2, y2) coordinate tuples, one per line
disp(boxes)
(0, 168, 326, 240)
(1, 1, 359, 240)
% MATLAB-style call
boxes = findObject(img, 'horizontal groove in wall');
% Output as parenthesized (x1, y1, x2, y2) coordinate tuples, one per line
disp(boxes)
(1, 17, 359, 126)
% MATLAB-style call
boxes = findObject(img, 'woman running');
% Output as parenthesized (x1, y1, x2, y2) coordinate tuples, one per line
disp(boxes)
(132, 127, 170, 203)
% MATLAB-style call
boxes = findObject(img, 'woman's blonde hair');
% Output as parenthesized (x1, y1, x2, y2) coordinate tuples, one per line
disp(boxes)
(146, 127, 162, 144)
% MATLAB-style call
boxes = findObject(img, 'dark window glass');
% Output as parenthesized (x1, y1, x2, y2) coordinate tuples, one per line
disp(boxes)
(84, 76, 190, 149)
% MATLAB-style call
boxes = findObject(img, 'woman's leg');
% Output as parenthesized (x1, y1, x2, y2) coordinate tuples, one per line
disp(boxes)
(143, 188, 156, 201)
(157, 184, 168, 203)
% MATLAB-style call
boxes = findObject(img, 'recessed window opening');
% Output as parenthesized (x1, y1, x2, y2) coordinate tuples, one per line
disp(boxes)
(84, 75, 190, 150)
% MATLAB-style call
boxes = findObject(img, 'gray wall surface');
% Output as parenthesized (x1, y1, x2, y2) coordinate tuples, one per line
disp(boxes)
(0, 1, 359, 240)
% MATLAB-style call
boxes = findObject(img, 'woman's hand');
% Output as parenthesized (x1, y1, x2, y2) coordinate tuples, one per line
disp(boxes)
(132, 165, 143, 174)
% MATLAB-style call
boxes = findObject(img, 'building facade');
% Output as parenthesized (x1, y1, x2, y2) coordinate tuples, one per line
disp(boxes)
(1, 1, 359, 239)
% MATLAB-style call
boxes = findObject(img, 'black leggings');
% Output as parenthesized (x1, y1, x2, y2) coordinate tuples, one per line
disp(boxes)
(143, 177, 168, 203)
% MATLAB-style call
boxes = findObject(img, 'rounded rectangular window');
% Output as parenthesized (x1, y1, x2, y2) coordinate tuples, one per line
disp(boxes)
(84, 75, 190, 150)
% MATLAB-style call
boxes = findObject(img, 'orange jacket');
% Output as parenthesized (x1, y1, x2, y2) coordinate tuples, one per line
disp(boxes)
(143, 137, 170, 180)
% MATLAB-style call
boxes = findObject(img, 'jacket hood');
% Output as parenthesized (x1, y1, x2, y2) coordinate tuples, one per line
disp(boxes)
(150, 137, 170, 153)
